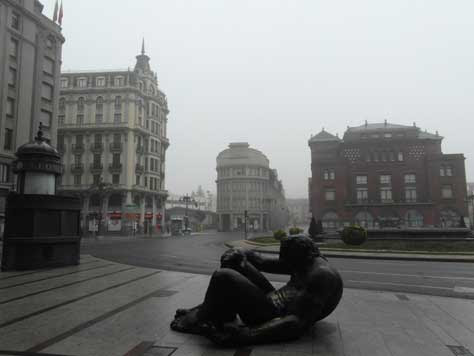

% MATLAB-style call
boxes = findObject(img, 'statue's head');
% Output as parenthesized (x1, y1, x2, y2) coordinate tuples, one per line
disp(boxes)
(279, 234, 320, 269)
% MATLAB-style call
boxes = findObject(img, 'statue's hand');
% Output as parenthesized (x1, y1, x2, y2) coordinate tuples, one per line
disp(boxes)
(221, 248, 247, 269)
(207, 324, 250, 347)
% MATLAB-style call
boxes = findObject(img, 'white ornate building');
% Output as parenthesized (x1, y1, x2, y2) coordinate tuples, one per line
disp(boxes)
(57, 43, 169, 235)
(216, 143, 288, 232)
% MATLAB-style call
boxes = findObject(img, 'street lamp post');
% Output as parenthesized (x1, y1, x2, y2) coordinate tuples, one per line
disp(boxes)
(179, 194, 196, 232)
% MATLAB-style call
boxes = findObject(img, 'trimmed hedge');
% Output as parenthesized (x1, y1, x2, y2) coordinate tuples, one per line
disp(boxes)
(341, 225, 368, 245)
(273, 229, 288, 240)
(289, 227, 303, 235)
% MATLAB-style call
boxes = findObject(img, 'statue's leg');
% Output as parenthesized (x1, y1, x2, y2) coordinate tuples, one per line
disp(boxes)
(197, 268, 279, 326)
(221, 259, 275, 294)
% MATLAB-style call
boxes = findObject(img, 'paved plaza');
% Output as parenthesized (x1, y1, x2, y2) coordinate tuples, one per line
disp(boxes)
(0, 255, 474, 356)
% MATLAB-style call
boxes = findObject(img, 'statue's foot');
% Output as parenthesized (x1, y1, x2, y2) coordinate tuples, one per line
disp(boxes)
(170, 309, 211, 335)
(174, 304, 201, 318)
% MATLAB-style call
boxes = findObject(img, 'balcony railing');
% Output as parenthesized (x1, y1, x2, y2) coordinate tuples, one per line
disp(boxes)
(90, 163, 103, 172)
(71, 163, 84, 173)
(109, 163, 122, 172)
(72, 144, 84, 153)
(135, 164, 144, 173)
(110, 142, 123, 151)
(91, 142, 104, 152)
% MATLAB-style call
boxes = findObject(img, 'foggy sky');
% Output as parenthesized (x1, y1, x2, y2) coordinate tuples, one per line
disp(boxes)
(41, 0, 474, 198)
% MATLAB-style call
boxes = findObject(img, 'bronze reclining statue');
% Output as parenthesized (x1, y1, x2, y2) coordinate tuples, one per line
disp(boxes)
(171, 234, 343, 346)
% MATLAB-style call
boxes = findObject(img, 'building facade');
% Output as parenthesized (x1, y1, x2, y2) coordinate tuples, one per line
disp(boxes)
(216, 142, 288, 232)
(287, 198, 311, 226)
(0, 0, 64, 234)
(309, 122, 468, 230)
(57, 44, 169, 235)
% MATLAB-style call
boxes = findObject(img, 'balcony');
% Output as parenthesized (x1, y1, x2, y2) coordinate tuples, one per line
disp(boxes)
(109, 163, 122, 172)
(72, 144, 85, 153)
(91, 142, 104, 152)
(90, 163, 103, 173)
(70, 163, 84, 173)
(110, 142, 123, 152)
(135, 164, 144, 174)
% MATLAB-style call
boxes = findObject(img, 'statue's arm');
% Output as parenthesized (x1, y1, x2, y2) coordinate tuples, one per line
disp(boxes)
(243, 250, 292, 275)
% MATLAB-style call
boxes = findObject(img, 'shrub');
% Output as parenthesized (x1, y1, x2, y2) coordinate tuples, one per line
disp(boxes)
(289, 227, 303, 235)
(273, 229, 288, 240)
(341, 225, 368, 246)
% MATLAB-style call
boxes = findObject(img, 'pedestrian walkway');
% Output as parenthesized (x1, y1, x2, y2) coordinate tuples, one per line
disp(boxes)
(0, 256, 474, 355)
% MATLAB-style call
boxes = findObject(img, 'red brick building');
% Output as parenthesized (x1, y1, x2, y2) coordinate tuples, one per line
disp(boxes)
(308, 122, 468, 229)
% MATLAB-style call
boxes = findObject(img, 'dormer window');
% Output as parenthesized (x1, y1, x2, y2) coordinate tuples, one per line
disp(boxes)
(114, 77, 124, 87)
(77, 78, 87, 88)
(96, 77, 105, 87)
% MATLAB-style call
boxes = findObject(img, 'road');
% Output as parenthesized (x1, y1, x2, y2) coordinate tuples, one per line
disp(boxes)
(82, 231, 474, 300)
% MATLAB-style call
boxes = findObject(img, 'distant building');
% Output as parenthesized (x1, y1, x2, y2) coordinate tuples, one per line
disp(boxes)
(216, 142, 288, 232)
(57, 43, 169, 234)
(0, 0, 64, 234)
(308, 122, 468, 230)
(287, 198, 310, 226)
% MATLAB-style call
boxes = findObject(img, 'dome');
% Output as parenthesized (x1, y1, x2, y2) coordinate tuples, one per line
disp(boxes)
(217, 142, 269, 168)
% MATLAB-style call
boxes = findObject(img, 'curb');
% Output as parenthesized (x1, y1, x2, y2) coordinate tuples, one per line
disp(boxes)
(225, 241, 474, 263)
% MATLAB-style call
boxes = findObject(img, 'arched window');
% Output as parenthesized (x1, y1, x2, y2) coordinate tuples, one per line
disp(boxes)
(59, 98, 66, 113)
(405, 210, 424, 227)
(354, 211, 374, 228)
(96, 96, 104, 112)
(77, 97, 85, 112)
(440, 209, 460, 227)
(114, 96, 122, 110)
(321, 212, 340, 230)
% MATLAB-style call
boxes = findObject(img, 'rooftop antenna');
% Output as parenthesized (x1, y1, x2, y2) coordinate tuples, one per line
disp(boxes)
(141, 38, 145, 55)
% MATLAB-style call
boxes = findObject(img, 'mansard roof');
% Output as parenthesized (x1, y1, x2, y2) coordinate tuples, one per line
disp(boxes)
(309, 130, 341, 143)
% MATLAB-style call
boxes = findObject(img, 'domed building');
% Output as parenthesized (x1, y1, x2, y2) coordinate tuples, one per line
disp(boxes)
(216, 143, 288, 232)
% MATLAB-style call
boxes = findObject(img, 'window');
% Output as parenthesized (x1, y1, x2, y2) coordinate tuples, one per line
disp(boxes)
(8, 67, 16, 87)
(404, 174, 416, 184)
(0, 164, 10, 183)
(40, 110, 52, 127)
(398, 152, 404, 161)
(96, 96, 103, 112)
(41, 83, 53, 101)
(114, 96, 122, 110)
(114, 113, 121, 123)
(325, 189, 336, 201)
(112, 153, 121, 166)
(323, 170, 329, 180)
(380, 187, 392, 202)
(441, 185, 453, 199)
(93, 154, 101, 165)
(77, 97, 85, 112)
(58, 115, 65, 125)
(405, 187, 417, 202)
(114, 77, 124, 87)
(113, 133, 121, 143)
(4, 129, 13, 150)
(136, 175, 140, 185)
(6, 97, 15, 117)
(77, 78, 87, 88)
(380, 175, 391, 184)
(446, 166, 453, 176)
(94, 134, 102, 144)
(60, 78, 68, 88)
(144, 176, 148, 187)
(59, 98, 66, 112)
(356, 188, 368, 202)
(10, 38, 18, 58)
(76, 114, 84, 125)
(96, 77, 105, 87)
(76, 135, 84, 146)
(74, 175, 82, 185)
(11, 12, 20, 30)
(43, 57, 54, 75)
(93, 175, 101, 185)
(440, 166, 445, 176)
(74, 154, 82, 164)
(95, 114, 103, 123)
(112, 174, 120, 184)
(356, 175, 368, 185)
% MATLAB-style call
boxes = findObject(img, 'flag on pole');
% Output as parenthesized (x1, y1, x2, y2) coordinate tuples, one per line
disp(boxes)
(53, 0, 59, 22)
(58, 1, 64, 25)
